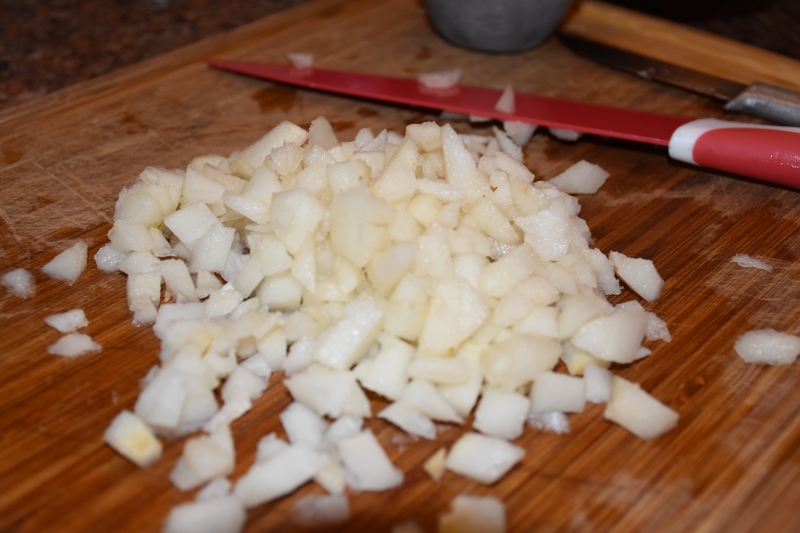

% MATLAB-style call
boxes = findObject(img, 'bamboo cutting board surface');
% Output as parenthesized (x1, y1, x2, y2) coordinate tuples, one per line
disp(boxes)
(2, 0, 800, 531)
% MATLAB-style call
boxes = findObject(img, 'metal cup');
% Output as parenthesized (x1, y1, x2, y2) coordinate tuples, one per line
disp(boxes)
(424, 0, 574, 53)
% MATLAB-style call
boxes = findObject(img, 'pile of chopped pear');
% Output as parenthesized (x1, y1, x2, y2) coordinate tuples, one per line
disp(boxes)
(97, 116, 678, 533)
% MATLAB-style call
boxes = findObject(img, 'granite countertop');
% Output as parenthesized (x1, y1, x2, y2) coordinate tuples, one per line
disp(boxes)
(1, 0, 799, 112)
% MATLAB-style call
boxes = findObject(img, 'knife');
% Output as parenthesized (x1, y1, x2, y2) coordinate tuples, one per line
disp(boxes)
(207, 60, 800, 189)
(559, 33, 800, 128)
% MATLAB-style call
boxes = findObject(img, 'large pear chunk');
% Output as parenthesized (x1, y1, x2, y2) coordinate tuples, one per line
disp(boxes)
(418, 278, 490, 356)
(441, 124, 492, 198)
(604, 376, 679, 440)
(271, 188, 324, 255)
(609, 251, 664, 302)
(372, 137, 419, 202)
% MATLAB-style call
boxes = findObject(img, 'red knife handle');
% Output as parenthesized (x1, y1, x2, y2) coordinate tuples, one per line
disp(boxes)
(668, 119, 800, 189)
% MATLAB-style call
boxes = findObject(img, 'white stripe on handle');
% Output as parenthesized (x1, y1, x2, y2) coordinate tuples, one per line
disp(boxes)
(668, 119, 800, 188)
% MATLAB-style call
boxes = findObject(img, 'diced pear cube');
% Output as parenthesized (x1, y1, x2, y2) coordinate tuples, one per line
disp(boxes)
(530, 371, 586, 413)
(609, 251, 664, 302)
(480, 335, 561, 390)
(338, 430, 404, 491)
(104, 410, 163, 468)
(439, 494, 506, 533)
(366, 242, 415, 295)
(441, 124, 492, 198)
(571, 304, 649, 363)
(604, 376, 679, 440)
(473, 388, 530, 439)
(328, 159, 371, 194)
(445, 432, 524, 484)
(235, 120, 309, 169)
(271, 188, 325, 254)
(406, 122, 442, 152)
(372, 137, 419, 203)
(418, 278, 490, 356)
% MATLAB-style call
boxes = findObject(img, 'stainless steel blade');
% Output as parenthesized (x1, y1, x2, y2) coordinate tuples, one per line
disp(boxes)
(559, 33, 746, 101)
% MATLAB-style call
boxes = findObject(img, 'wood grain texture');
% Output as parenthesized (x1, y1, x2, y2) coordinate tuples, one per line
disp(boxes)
(564, 0, 800, 91)
(1, 0, 800, 531)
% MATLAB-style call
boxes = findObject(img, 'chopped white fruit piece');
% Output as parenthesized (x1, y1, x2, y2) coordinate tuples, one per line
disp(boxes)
(314, 462, 348, 495)
(571, 304, 649, 364)
(406, 122, 442, 152)
(734, 328, 800, 365)
(609, 251, 664, 302)
(401, 379, 463, 423)
(189, 223, 236, 273)
(164, 203, 218, 249)
(94, 244, 128, 273)
(170, 425, 235, 491)
(445, 433, 524, 484)
(418, 69, 461, 89)
(373, 138, 419, 203)
(1, 268, 35, 297)
(163, 496, 246, 533)
(324, 415, 363, 446)
(438, 344, 484, 417)
(44, 309, 88, 333)
(338, 430, 404, 491)
(41, 241, 88, 283)
(222, 365, 266, 405)
(290, 494, 350, 528)
(530, 372, 586, 413)
(196, 478, 232, 502)
(255, 433, 290, 463)
(48, 333, 102, 357)
(284, 336, 315, 376)
(134, 365, 218, 436)
(604, 376, 679, 440)
(284, 365, 360, 418)
(418, 278, 490, 357)
(557, 292, 614, 340)
(357, 334, 413, 400)
(473, 388, 530, 440)
(581, 248, 621, 295)
(494, 86, 515, 114)
(730, 254, 772, 272)
(118, 251, 159, 275)
(560, 341, 609, 376)
(234, 120, 309, 171)
(584, 364, 613, 403)
(314, 299, 383, 371)
(502, 120, 537, 146)
(271, 187, 325, 254)
(549, 160, 609, 194)
(528, 411, 570, 434)
(233, 445, 329, 508)
(287, 52, 314, 68)
(408, 356, 470, 386)
(280, 402, 328, 449)
(548, 127, 582, 141)
(439, 494, 506, 533)
(104, 410, 162, 468)
(240, 354, 271, 379)
(645, 312, 672, 342)
(441, 124, 492, 199)
(423, 447, 448, 482)
(160, 259, 199, 303)
(379, 401, 437, 439)
(481, 335, 562, 391)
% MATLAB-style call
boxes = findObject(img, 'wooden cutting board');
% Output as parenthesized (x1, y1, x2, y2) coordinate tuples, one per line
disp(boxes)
(2, 0, 800, 531)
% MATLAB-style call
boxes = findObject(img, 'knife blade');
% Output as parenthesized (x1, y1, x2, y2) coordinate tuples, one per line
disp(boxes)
(559, 33, 800, 127)
(207, 60, 800, 189)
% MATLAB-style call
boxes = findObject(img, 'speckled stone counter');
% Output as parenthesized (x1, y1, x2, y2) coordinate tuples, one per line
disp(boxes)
(1, 0, 798, 112)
